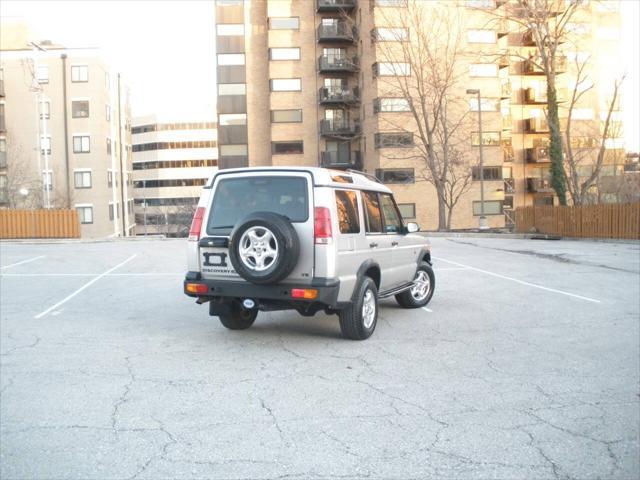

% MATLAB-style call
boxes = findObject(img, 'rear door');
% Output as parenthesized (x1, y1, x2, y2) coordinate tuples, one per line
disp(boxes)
(199, 171, 314, 283)
(361, 191, 395, 291)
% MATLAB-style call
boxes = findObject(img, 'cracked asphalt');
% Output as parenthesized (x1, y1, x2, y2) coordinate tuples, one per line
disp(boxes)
(1, 237, 639, 480)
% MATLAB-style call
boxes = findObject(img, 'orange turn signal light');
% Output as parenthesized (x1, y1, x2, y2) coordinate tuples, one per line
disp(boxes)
(186, 283, 209, 294)
(291, 288, 318, 300)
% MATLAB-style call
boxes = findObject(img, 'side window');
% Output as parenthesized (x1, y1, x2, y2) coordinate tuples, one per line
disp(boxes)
(380, 194, 403, 233)
(362, 191, 383, 233)
(335, 190, 360, 234)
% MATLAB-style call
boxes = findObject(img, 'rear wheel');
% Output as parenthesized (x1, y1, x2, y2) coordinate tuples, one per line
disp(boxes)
(339, 277, 378, 340)
(395, 262, 435, 308)
(219, 302, 258, 330)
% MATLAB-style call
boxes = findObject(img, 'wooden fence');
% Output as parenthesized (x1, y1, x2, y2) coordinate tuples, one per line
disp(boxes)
(0, 209, 81, 239)
(515, 203, 640, 240)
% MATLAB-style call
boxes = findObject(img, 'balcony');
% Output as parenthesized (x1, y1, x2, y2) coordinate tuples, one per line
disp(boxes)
(527, 178, 554, 193)
(319, 86, 360, 105)
(498, 52, 510, 69)
(524, 117, 549, 133)
(317, 0, 357, 12)
(496, 19, 509, 38)
(317, 21, 358, 43)
(523, 56, 567, 75)
(504, 177, 515, 194)
(318, 54, 359, 73)
(526, 146, 551, 163)
(502, 115, 512, 131)
(500, 80, 512, 99)
(524, 87, 546, 104)
(320, 150, 362, 170)
(320, 118, 361, 137)
(503, 145, 515, 162)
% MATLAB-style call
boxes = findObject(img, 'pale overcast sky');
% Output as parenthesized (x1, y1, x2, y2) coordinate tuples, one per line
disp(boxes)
(1, 0, 638, 150)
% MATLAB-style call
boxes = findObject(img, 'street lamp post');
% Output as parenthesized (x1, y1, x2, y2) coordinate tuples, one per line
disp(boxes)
(467, 88, 488, 230)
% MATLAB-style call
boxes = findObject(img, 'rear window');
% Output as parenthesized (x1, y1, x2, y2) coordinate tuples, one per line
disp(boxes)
(207, 176, 308, 232)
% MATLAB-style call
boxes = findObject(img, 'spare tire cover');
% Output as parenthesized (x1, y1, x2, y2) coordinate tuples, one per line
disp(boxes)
(228, 211, 300, 285)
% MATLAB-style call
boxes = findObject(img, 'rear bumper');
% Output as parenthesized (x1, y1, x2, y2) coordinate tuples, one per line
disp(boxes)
(183, 272, 340, 306)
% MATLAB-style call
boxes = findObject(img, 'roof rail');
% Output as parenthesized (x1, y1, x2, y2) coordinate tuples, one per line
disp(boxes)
(346, 169, 382, 184)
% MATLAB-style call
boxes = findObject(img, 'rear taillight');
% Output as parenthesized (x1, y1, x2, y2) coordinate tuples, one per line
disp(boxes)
(314, 207, 333, 244)
(188, 207, 205, 241)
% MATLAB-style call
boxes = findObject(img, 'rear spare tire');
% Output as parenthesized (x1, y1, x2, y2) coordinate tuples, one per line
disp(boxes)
(228, 212, 300, 285)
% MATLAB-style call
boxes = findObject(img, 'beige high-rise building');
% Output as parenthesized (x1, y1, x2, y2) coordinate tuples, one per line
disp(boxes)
(0, 22, 134, 238)
(132, 115, 218, 236)
(214, 0, 626, 230)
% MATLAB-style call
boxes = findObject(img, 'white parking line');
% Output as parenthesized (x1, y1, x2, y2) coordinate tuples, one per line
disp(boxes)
(434, 256, 601, 304)
(33, 254, 138, 319)
(1, 272, 182, 277)
(435, 267, 469, 271)
(421, 307, 433, 313)
(0, 256, 45, 270)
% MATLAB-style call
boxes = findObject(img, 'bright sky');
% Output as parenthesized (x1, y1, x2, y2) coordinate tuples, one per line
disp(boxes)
(1, 0, 216, 120)
(1, 0, 638, 151)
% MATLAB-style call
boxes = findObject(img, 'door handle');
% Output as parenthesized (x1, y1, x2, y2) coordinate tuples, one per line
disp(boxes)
(369, 242, 378, 248)
(391, 241, 398, 246)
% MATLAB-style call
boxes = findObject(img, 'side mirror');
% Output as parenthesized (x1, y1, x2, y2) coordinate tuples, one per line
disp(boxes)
(406, 222, 420, 233)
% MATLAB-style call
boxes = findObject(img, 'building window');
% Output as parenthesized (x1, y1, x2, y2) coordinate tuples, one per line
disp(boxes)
(269, 17, 300, 30)
(362, 191, 383, 233)
(374, 98, 411, 113)
(217, 54, 245, 65)
(71, 65, 89, 82)
(270, 78, 302, 91)
(533, 196, 554, 206)
(335, 190, 360, 234)
(472, 166, 502, 180)
(272, 141, 303, 155)
(397, 203, 416, 219)
(40, 101, 50, 119)
(217, 24, 244, 35)
(271, 109, 303, 123)
(42, 170, 53, 191)
(40, 136, 51, 155)
(468, 97, 499, 112)
(72, 100, 90, 118)
(105, 105, 111, 121)
(372, 27, 409, 42)
(374, 62, 411, 76)
(219, 113, 247, 125)
(107, 138, 111, 155)
(374, 132, 414, 148)
(467, 29, 497, 44)
(469, 63, 498, 77)
(218, 83, 246, 95)
(0, 139, 6, 169)
(36, 65, 49, 84)
(375, 168, 415, 184)
(132, 140, 217, 152)
(219, 144, 248, 156)
(471, 131, 500, 146)
(73, 135, 91, 153)
(473, 200, 502, 215)
(108, 171, 113, 187)
(76, 206, 93, 224)
(270, 48, 301, 61)
(0, 175, 7, 204)
(74, 170, 92, 188)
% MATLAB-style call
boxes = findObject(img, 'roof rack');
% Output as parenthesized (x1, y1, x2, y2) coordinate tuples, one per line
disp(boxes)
(346, 169, 382, 184)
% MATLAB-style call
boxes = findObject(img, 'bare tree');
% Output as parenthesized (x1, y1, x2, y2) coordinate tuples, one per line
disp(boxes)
(3, 135, 44, 209)
(375, 1, 473, 230)
(563, 59, 625, 205)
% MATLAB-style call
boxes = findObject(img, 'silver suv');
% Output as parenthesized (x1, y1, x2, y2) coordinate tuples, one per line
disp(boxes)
(184, 167, 434, 340)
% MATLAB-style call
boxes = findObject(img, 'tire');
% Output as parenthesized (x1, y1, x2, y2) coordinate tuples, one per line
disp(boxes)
(339, 277, 378, 340)
(395, 262, 435, 308)
(219, 302, 258, 330)
(228, 212, 300, 285)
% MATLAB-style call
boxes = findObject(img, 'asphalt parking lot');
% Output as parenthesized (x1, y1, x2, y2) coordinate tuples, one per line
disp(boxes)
(1, 236, 639, 480)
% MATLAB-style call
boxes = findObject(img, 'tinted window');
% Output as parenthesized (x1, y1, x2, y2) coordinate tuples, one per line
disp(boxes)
(335, 190, 360, 234)
(362, 192, 383, 233)
(207, 176, 308, 231)
(272, 141, 303, 154)
(380, 194, 403, 233)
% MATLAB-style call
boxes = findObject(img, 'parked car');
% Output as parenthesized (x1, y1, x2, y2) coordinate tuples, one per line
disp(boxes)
(184, 167, 434, 340)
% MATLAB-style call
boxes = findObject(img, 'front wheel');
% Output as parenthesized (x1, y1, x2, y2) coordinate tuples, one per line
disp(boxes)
(395, 262, 435, 308)
(219, 302, 258, 330)
(339, 277, 378, 340)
